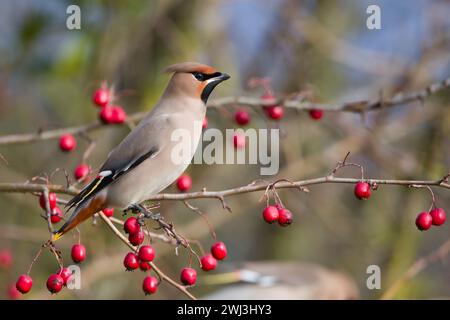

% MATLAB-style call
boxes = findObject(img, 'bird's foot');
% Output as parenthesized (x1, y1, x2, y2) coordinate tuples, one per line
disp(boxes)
(126, 203, 161, 221)
(126, 204, 143, 214)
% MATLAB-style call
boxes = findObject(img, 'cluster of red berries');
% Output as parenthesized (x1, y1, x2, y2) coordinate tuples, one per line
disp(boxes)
(199, 241, 228, 272)
(353, 181, 448, 232)
(15, 267, 73, 295)
(124, 217, 145, 246)
(123, 245, 155, 271)
(93, 84, 127, 125)
(415, 208, 447, 231)
(122, 219, 159, 295)
(39, 192, 63, 224)
(15, 243, 86, 295)
(178, 241, 227, 287)
(123, 211, 228, 293)
(262, 205, 293, 226)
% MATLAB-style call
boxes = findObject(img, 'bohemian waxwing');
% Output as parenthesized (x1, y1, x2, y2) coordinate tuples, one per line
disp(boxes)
(53, 62, 230, 240)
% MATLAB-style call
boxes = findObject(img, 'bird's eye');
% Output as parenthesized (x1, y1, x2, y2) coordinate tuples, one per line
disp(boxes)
(192, 72, 205, 81)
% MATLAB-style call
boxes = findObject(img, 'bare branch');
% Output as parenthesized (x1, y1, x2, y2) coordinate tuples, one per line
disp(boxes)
(0, 77, 449, 146)
(1, 175, 449, 204)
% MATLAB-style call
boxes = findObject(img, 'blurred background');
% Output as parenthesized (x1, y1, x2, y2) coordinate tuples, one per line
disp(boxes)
(1, 0, 450, 299)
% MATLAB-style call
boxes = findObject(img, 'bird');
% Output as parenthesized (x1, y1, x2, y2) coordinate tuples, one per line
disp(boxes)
(53, 62, 230, 241)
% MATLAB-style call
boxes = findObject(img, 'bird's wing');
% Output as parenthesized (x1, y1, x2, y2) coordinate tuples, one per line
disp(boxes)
(66, 114, 170, 210)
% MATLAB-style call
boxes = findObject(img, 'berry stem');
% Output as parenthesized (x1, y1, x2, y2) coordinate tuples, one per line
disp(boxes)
(183, 200, 217, 241)
(410, 184, 436, 212)
(27, 246, 44, 275)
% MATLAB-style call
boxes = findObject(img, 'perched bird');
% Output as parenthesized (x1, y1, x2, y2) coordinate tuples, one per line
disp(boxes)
(53, 62, 230, 240)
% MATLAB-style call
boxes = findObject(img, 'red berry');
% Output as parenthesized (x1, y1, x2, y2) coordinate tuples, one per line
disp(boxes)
(7, 283, 20, 300)
(202, 117, 208, 129)
(56, 267, 73, 286)
(309, 109, 323, 120)
(50, 206, 63, 224)
(59, 134, 76, 152)
(129, 230, 145, 246)
(180, 268, 197, 286)
(233, 133, 245, 149)
(15, 275, 33, 294)
(92, 87, 110, 107)
(201, 254, 217, 271)
(124, 217, 141, 235)
(142, 276, 158, 295)
(416, 212, 433, 231)
(278, 208, 293, 227)
(39, 192, 57, 210)
(71, 244, 86, 263)
(430, 208, 446, 226)
(266, 106, 284, 120)
(138, 245, 155, 262)
(99, 106, 114, 124)
(177, 174, 192, 192)
(123, 252, 139, 271)
(211, 242, 227, 260)
(74, 164, 90, 181)
(139, 261, 152, 271)
(354, 182, 371, 200)
(0, 249, 12, 269)
(102, 208, 114, 218)
(262, 205, 279, 224)
(111, 106, 127, 124)
(46, 274, 64, 294)
(235, 110, 250, 125)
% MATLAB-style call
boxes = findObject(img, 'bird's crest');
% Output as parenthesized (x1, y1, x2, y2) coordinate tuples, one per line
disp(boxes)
(164, 62, 217, 75)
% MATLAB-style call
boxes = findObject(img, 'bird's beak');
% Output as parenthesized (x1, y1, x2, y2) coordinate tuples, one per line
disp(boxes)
(215, 72, 230, 82)
(200, 71, 230, 103)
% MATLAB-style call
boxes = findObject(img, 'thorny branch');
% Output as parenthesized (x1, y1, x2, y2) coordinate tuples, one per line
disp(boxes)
(0, 77, 449, 146)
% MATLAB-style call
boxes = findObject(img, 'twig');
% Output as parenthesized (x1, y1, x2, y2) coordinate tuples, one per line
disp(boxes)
(42, 188, 53, 234)
(381, 238, 450, 299)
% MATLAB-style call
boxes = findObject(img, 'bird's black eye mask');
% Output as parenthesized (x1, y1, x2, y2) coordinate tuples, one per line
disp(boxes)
(191, 71, 222, 82)
(191, 71, 229, 103)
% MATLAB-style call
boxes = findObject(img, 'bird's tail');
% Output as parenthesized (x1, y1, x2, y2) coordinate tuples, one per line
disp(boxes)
(52, 196, 106, 241)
